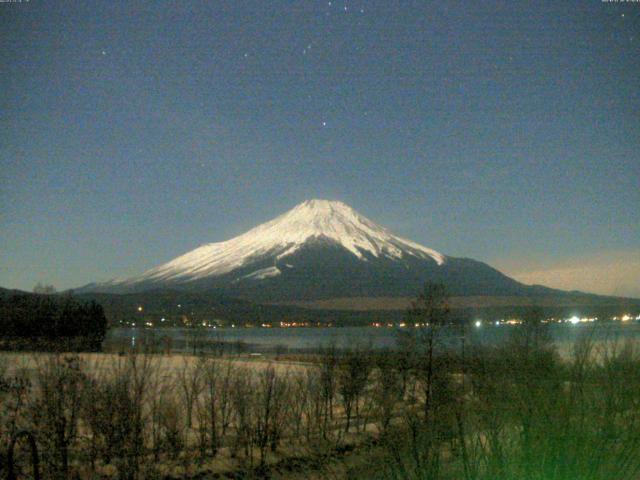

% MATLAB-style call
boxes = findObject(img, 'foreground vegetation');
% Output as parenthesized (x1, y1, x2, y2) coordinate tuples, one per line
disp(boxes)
(1, 286, 640, 479)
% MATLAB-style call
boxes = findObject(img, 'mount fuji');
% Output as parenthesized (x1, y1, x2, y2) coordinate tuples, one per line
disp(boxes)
(79, 199, 557, 301)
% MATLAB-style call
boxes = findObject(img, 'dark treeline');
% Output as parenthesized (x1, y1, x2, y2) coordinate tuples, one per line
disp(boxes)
(0, 292, 108, 351)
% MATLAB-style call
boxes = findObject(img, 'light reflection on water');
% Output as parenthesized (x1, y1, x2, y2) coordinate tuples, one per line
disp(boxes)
(104, 322, 640, 354)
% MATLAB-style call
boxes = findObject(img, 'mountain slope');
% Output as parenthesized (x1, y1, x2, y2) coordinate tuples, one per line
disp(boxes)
(123, 199, 444, 285)
(79, 199, 574, 301)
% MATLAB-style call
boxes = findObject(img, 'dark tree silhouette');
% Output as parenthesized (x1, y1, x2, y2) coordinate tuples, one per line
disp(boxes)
(0, 292, 108, 351)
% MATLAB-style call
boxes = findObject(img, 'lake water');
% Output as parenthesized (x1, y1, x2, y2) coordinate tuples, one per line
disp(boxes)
(104, 322, 640, 355)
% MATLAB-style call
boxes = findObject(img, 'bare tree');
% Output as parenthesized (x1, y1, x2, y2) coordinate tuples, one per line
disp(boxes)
(157, 395, 184, 461)
(337, 347, 371, 432)
(318, 344, 339, 437)
(178, 357, 202, 429)
(195, 357, 235, 459)
(30, 355, 85, 478)
(288, 372, 309, 439)
(373, 352, 404, 435)
(408, 282, 450, 425)
(229, 367, 254, 463)
(254, 365, 288, 466)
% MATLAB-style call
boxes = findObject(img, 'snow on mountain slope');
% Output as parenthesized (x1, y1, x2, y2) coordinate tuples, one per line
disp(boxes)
(117, 199, 445, 286)
(236, 266, 282, 282)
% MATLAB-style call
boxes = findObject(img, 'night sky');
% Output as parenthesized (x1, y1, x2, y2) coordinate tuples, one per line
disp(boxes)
(1, 1, 639, 296)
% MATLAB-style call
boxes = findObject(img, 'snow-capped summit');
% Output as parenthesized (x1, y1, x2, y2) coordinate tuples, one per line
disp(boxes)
(279, 200, 444, 264)
(122, 199, 444, 285)
(82, 199, 530, 300)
